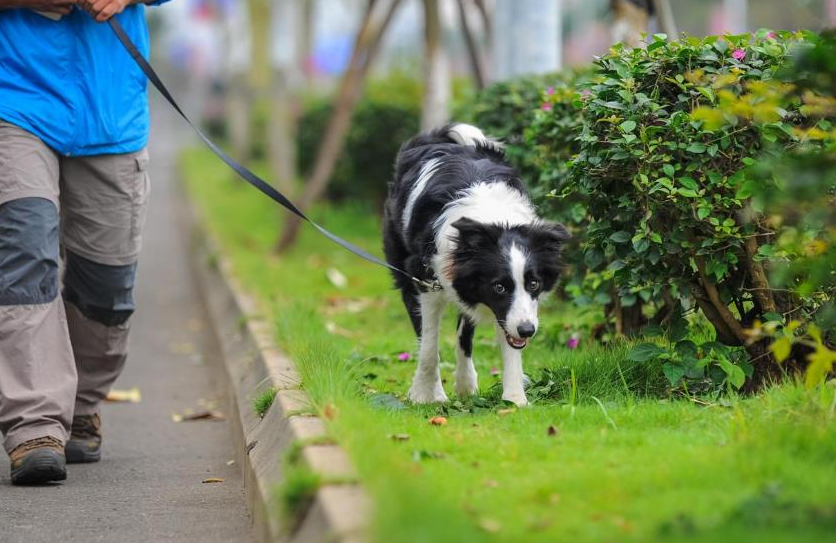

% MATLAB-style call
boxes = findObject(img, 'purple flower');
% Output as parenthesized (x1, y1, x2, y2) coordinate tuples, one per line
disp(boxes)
(397, 352, 411, 362)
(766, 31, 777, 40)
(540, 103, 553, 112)
(732, 49, 746, 61)
(566, 334, 580, 350)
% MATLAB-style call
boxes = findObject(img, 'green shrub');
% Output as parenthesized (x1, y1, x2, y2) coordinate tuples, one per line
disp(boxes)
(297, 75, 421, 207)
(736, 32, 836, 387)
(563, 31, 817, 387)
(456, 70, 589, 218)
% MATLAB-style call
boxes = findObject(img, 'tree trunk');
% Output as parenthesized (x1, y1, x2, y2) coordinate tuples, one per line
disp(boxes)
(651, 0, 678, 39)
(422, 0, 451, 130)
(276, 0, 402, 252)
(268, 0, 306, 196)
(492, 0, 561, 82)
(457, 0, 487, 90)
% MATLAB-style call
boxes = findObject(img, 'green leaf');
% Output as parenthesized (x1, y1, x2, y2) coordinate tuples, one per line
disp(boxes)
(608, 259, 627, 271)
(678, 177, 699, 191)
(668, 318, 689, 342)
(662, 164, 675, 178)
(697, 207, 711, 220)
(609, 231, 632, 244)
(641, 324, 665, 337)
(735, 180, 756, 200)
(675, 340, 698, 357)
(620, 120, 637, 133)
(584, 249, 605, 270)
(686, 143, 706, 153)
(771, 336, 792, 363)
(633, 238, 650, 253)
(663, 364, 686, 386)
(626, 342, 666, 362)
(677, 188, 699, 198)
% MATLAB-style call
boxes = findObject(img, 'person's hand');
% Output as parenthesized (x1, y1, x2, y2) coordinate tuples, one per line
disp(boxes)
(78, 0, 131, 22)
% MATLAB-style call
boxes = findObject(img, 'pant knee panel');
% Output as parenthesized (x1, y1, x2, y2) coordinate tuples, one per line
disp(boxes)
(0, 198, 59, 306)
(63, 250, 137, 326)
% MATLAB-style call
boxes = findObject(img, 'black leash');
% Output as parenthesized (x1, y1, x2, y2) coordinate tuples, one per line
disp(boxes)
(108, 18, 440, 292)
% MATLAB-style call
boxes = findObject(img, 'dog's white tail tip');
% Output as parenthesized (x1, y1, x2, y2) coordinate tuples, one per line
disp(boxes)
(447, 123, 504, 151)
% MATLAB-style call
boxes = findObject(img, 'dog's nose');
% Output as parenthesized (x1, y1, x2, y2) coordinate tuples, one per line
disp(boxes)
(517, 322, 536, 338)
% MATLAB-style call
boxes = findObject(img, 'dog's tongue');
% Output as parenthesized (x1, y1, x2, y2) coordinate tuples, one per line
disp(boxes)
(506, 334, 528, 349)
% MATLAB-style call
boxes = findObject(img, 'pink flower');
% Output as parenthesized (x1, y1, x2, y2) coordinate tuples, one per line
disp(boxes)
(490, 366, 500, 376)
(566, 333, 580, 350)
(397, 352, 411, 362)
(540, 103, 553, 112)
(545, 86, 555, 96)
(732, 49, 746, 61)
(766, 31, 777, 40)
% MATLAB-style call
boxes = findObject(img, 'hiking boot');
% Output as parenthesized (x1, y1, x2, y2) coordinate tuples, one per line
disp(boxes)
(9, 436, 66, 485)
(65, 413, 101, 464)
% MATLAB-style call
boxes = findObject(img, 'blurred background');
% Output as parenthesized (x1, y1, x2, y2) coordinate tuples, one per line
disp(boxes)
(148, 0, 836, 238)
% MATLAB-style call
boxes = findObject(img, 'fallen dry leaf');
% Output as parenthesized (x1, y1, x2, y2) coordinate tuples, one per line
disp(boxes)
(168, 341, 196, 355)
(388, 433, 410, 441)
(172, 410, 226, 423)
(429, 416, 447, 426)
(324, 321, 354, 338)
(479, 518, 502, 533)
(105, 387, 141, 403)
(326, 268, 348, 289)
(322, 403, 339, 420)
(202, 478, 224, 484)
(497, 408, 515, 416)
(484, 479, 499, 488)
(226, 459, 236, 466)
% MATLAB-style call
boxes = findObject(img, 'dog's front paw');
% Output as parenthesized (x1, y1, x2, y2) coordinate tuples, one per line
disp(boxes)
(501, 392, 529, 407)
(455, 370, 479, 397)
(408, 382, 449, 404)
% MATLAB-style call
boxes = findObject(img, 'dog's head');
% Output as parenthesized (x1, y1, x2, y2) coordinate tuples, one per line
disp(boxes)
(449, 217, 571, 349)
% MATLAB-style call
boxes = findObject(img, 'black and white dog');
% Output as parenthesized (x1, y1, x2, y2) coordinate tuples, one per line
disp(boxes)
(383, 124, 570, 406)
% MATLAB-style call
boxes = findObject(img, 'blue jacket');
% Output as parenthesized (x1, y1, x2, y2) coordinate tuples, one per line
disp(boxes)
(0, 5, 165, 157)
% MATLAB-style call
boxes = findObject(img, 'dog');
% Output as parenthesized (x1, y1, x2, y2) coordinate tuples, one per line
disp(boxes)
(383, 124, 570, 406)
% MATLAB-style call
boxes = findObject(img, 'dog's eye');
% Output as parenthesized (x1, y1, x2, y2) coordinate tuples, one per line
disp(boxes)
(528, 280, 541, 292)
(493, 283, 506, 294)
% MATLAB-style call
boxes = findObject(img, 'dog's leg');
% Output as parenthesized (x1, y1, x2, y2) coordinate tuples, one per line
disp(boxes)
(407, 292, 448, 403)
(454, 314, 478, 397)
(401, 289, 422, 337)
(495, 323, 528, 406)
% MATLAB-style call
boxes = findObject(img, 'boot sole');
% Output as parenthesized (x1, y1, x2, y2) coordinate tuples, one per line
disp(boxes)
(11, 449, 67, 485)
(65, 442, 101, 464)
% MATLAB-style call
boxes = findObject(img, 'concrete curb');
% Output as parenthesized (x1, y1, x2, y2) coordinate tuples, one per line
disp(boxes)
(186, 203, 370, 543)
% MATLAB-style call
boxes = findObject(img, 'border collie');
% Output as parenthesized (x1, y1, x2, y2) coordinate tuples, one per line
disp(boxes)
(383, 124, 570, 406)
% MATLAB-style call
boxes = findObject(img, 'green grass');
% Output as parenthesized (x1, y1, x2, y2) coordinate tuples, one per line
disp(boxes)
(253, 387, 277, 417)
(182, 148, 836, 543)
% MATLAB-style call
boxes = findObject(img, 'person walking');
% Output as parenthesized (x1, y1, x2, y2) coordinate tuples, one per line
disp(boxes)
(0, 0, 169, 484)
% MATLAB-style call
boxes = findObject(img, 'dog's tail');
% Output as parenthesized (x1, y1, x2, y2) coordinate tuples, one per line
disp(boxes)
(401, 123, 503, 153)
(395, 123, 503, 181)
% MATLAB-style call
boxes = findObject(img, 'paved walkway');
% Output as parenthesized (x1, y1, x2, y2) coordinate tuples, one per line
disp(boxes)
(1, 105, 255, 543)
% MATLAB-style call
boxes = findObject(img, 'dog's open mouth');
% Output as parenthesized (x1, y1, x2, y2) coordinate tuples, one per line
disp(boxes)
(505, 334, 528, 350)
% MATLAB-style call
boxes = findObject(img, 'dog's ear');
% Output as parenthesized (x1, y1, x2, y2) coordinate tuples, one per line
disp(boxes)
(531, 221, 571, 251)
(451, 217, 500, 251)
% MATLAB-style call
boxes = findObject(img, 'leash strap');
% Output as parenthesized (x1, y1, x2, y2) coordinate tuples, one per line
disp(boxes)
(108, 18, 439, 291)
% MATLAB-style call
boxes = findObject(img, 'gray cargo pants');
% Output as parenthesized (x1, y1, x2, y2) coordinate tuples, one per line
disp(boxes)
(0, 120, 150, 454)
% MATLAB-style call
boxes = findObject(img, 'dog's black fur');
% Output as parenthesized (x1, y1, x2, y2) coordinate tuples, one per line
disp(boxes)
(383, 124, 569, 343)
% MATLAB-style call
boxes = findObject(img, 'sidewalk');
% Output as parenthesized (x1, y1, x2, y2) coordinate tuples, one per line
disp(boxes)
(0, 107, 255, 543)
